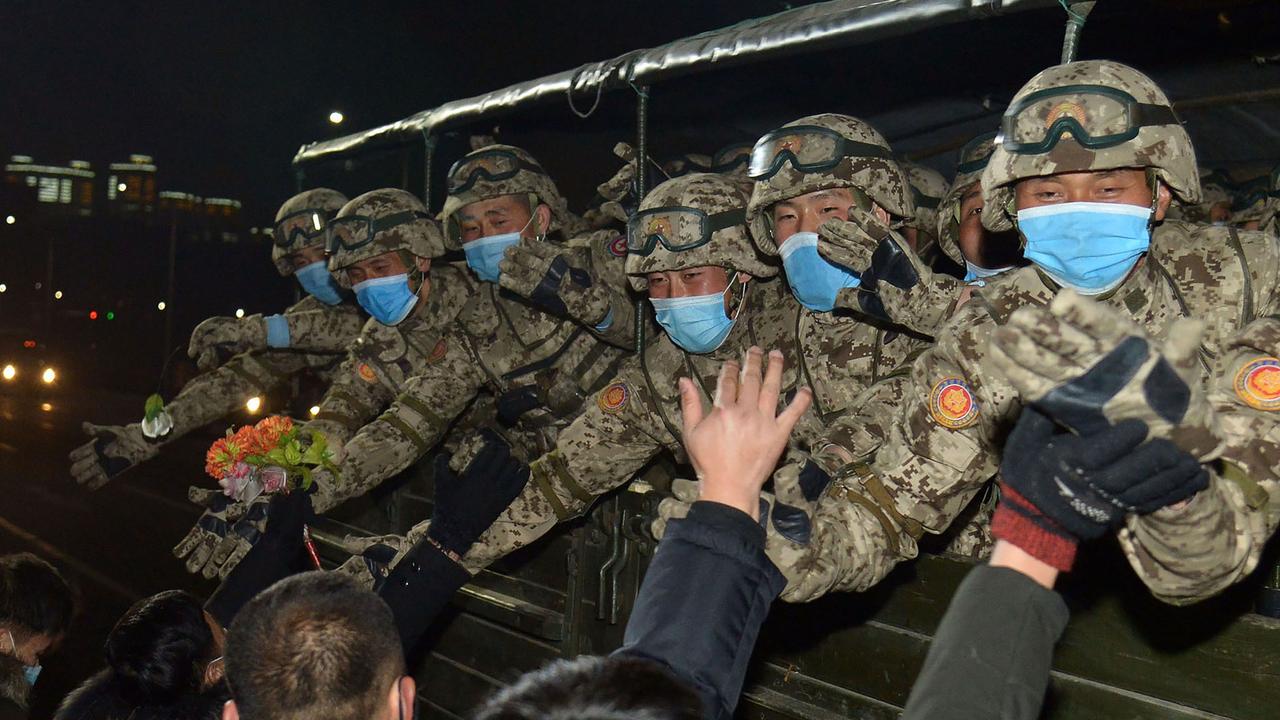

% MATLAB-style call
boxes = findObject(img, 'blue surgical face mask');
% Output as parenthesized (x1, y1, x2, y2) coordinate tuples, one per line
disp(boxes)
(354, 274, 419, 326)
(295, 260, 345, 306)
(23, 663, 40, 686)
(464, 215, 534, 283)
(778, 231, 860, 311)
(650, 284, 738, 354)
(1016, 202, 1153, 295)
(963, 260, 1014, 283)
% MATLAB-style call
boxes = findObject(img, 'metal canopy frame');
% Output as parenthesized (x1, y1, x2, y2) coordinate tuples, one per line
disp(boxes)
(291, 0, 1056, 168)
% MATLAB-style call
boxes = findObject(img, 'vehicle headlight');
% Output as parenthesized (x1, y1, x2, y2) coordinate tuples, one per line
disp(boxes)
(2, 365, 15, 381)
(41, 367, 56, 384)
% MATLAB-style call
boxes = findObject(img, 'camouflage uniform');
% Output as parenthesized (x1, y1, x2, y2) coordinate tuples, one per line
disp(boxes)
(311, 147, 630, 513)
(772, 60, 1280, 603)
(901, 160, 948, 254)
(1232, 164, 1279, 236)
(68, 189, 363, 489)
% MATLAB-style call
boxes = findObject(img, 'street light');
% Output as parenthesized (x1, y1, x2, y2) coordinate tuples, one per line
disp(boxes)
(245, 396, 262, 414)
(235, 308, 245, 318)
(0, 284, 6, 293)
(54, 290, 63, 299)
(117, 182, 127, 192)
(328, 110, 344, 125)
(157, 301, 166, 311)
(4, 216, 13, 225)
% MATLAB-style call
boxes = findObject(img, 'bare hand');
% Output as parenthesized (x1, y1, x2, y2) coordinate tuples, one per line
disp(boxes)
(679, 347, 812, 519)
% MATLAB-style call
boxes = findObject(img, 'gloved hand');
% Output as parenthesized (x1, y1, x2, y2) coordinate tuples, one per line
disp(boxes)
(495, 386, 543, 428)
(174, 487, 243, 574)
(200, 493, 276, 580)
(991, 289, 1224, 462)
(427, 429, 531, 558)
(818, 215, 924, 321)
(188, 316, 267, 371)
(68, 422, 159, 489)
(770, 457, 834, 545)
(498, 243, 612, 327)
(651, 478, 775, 541)
(993, 406, 1209, 570)
(336, 533, 414, 590)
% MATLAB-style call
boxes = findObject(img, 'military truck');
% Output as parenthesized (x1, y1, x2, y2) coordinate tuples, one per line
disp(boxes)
(292, 1, 1280, 717)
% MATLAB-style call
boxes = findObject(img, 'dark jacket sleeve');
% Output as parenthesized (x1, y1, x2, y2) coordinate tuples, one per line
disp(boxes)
(204, 493, 312, 627)
(613, 501, 786, 720)
(901, 564, 1070, 720)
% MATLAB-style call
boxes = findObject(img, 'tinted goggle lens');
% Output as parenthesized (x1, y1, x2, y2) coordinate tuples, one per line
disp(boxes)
(274, 210, 326, 248)
(1000, 86, 1178, 154)
(626, 206, 745, 256)
(446, 151, 543, 194)
(748, 128, 844, 179)
(954, 132, 998, 176)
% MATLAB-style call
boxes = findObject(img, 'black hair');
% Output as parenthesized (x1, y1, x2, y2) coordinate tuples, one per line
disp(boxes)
(103, 590, 215, 707)
(226, 571, 404, 720)
(0, 552, 75, 642)
(473, 655, 703, 720)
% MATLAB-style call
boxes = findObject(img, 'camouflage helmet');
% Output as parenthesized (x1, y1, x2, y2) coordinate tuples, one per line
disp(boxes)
(327, 188, 446, 289)
(745, 113, 915, 255)
(936, 131, 997, 265)
(270, 188, 348, 276)
(982, 60, 1201, 232)
(438, 144, 572, 250)
(901, 161, 949, 240)
(625, 173, 778, 292)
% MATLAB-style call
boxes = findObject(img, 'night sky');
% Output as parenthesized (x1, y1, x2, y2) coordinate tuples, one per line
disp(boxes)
(0, 0, 815, 220)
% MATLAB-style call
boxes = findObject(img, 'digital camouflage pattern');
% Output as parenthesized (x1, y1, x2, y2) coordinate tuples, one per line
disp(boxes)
(271, 188, 348, 275)
(311, 276, 629, 514)
(901, 160, 948, 248)
(624, 173, 777, 290)
(1166, 176, 1233, 224)
(439, 144, 577, 248)
(187, 302, 365, 371)
(70, 295, 363, 489)
(777, 219, 1280, 603)
(746, 113, 915, 255)
(982, 60, 1202, 232)
(308, 262, 481, 450)
(327, 188, 447, 289)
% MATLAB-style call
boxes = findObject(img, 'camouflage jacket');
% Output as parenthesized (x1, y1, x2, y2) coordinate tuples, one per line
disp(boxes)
(309, 263, 480, 448)
(782, 220, 1280, 603)
(562, 229, 638, 350)
(162, 297, 363, 440)
(453, 278, 925, 573)
(318, 282, 629, 512)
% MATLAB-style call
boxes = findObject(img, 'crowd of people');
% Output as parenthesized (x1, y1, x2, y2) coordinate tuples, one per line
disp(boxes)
(4, 56, 1279, 719)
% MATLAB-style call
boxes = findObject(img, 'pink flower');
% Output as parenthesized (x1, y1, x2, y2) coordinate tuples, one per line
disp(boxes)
(218, 462, 255, 497)
(260, 466, 288, 494)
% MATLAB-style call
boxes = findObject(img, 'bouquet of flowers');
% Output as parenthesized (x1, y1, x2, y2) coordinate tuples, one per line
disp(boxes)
(204, 416, 338, 503)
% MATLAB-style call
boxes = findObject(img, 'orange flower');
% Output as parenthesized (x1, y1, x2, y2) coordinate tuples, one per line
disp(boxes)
(254, 415, 294, 449)
(206, 434, 247, 479)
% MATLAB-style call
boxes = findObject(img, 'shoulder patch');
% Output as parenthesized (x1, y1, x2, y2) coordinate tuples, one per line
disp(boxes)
(1234, 357, 1280, 411)
(607, 234, 627, 258)
(357, 363, 378, 383)
(597, 382, 630, 413)
(929, 377, 979, 429)
(428, 338, 448, 364)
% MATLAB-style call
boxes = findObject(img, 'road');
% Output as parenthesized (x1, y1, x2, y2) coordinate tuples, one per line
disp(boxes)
(0, 385, 219, 717)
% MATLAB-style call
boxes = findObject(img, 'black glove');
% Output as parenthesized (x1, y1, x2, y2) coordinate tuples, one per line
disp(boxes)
(427, 429, 531, 557)
(857, 233, 921, 322)
(1000, 407, 1209, 540)
(205, 491, 314, 626)
(770, 460, 832, 545)
(495, 386, 543, 427)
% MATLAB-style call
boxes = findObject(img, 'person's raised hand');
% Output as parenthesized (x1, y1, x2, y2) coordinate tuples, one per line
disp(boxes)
(679, 347, 812, 519)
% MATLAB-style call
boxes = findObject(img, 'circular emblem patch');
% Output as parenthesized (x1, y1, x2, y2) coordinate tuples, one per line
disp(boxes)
(1234, 357, 1280, 411)
(929, 377, 979, 429)
(607, 234, 627, 258)
(357, 363, 377, 383)
(427, 338, 448, 363)
(597, 382, 630, 414)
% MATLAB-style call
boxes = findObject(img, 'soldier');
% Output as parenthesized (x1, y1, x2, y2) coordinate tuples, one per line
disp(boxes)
(67, 189, 364, 490)
(172, 146, 635, 580)
(759, 59, 1280, 603)
(899, 160, 948, 255)
(1166, 169, 1234, 225)
(341, 173, 827, 588)
(1233, 163, 1279, 235)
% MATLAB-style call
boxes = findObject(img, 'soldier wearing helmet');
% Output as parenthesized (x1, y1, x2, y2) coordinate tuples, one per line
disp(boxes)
(1232, 163, 1279, 236)
(172, 188, 492, 579)
(900, 160, 948, 255)
(68, 188, 365, 491)
(321, 174, 839, 614)
(760, 60, 1280, 604)
(279, 146, 630, 545)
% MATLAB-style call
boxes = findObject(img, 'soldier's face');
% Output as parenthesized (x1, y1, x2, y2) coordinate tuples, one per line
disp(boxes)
(771, 188, 892, 243)
(456, 195, 549, 243)
(1014, 168, 1172, 221)
(346, 250, 411, 285)
(646, 265, 730, 299)
(287, 244, 327, 271)
(958, 183, 1021, 269)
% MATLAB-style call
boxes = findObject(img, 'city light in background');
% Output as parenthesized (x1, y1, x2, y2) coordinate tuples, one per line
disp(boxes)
(328, 110, 344, 124)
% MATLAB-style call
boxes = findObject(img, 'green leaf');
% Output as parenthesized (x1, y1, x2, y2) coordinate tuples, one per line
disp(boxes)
(266, 448, 289, 465)
(144, 394, 166, 422)
(284, 444, 302, 466)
